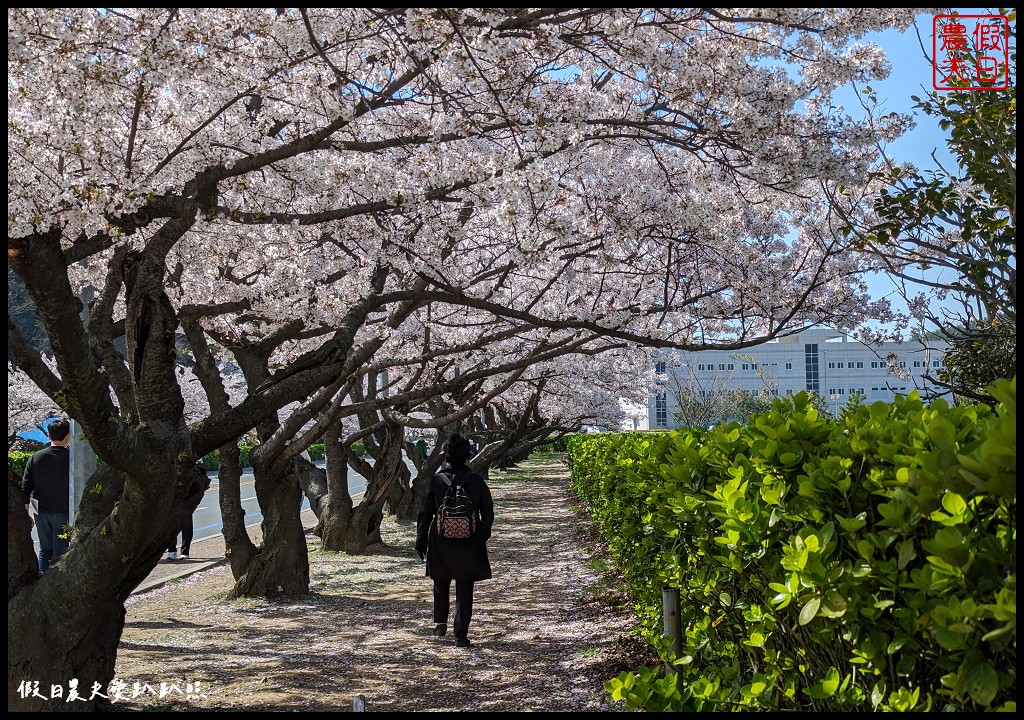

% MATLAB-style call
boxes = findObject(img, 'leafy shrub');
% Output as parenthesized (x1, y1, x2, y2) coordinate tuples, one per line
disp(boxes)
(198, 440, 362, 471)
(8, 450, 35, 477)
(568, 382, 1016, 712)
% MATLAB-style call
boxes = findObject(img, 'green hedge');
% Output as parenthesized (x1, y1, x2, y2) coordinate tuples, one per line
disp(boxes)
(198, 440, 366, 470)
(567, 381, 1016, 712)
(8, 450, 34, 477)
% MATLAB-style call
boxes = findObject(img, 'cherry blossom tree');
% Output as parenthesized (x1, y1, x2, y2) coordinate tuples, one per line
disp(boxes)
(470, 353, 649, 470)
(8, 8, 917, 709)
(7, 362, 62, 445)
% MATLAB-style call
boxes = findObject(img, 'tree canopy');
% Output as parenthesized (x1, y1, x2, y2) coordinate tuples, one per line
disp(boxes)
(8, 8, 925, 710)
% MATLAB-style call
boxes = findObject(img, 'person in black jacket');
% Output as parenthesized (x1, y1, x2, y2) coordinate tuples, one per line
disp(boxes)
(415, 433, 494, 648)
(20, 417, 72, 573)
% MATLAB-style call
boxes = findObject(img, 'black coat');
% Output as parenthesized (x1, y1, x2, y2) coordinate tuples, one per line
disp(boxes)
(416, 463, 493, 582)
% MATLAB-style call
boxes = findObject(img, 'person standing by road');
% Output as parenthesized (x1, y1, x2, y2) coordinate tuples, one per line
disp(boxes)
(414, 432, 429, 465)
(20, 417, 72, 573)
(415, 433, 494, 648)
(166, 513, 194, 561)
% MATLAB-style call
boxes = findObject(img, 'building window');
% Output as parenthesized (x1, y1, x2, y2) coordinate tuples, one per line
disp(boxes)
(655, 393, 668, 428)
(655, 361, 666, 374)
(718, 363, 726, 371)
(698, 364, 704, 371)
(785, 362, 792, 370)
(913, 361, 921, 368)
(899, 361, 907, 368)
(856, 361, 864, 369)
(727, 363, 734, 370)
(805, 343, 819, 393)
(932, 360, 941, 368)
(870, 361, 879, 369)
(742, 363, 749, 370)
(837, 361, 844, 369)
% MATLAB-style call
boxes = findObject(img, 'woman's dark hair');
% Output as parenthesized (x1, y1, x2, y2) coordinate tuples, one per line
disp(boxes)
(445, 434, 472, 465)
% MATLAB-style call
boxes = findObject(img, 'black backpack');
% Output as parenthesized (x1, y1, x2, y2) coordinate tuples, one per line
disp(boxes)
(435, 471, 477, 540)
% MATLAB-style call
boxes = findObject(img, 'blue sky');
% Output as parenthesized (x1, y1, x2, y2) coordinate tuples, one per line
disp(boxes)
(856, 8, 1003, 171)
(843, 8, 1009, 314)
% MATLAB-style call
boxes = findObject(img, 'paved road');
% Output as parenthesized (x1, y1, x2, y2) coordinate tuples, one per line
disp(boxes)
(190, 461, 357, 545)
(192, 457, 418, 544)
(32, 456, 417, 559)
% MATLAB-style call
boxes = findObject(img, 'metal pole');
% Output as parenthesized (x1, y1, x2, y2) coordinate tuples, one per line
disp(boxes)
(69, 285, 98, 527)
(68, 419, 95, 526)
(662, 587, 682, 677)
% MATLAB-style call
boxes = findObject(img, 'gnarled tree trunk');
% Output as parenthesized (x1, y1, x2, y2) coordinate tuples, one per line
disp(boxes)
(227, 456, 308, 599)
(8, 457, 206, 712)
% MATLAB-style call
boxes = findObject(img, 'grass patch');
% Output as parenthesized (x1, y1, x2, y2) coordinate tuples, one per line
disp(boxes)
(578, 645, 599, 657)
(309, 546, 348, 558)
(586, 557, 608, 573)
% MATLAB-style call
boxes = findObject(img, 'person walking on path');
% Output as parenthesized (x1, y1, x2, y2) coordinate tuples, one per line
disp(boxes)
(20, 417, 72, 573)
(415, 433, 494, 648)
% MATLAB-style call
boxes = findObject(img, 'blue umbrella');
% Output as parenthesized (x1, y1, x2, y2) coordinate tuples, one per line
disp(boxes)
(17, 428, 50, 443)
(17, 416, 59, 444)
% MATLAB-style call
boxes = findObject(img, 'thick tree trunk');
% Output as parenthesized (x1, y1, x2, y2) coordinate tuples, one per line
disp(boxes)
(307, 437, 386, 554)
(8, 458, 206, 711)
(318, 422, 354, 551)
(228, 460, 308, 599)
(8, 469, 38, 598)
(385, 461, 415, 520)
(218, 441, 258, 579)
(322, 500, 386, 553)
(179, 318, 258, 579)
(9, 586, 127, 712)
(308, 421, 406, 553)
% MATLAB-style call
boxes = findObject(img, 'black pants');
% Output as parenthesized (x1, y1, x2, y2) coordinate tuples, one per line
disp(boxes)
(167, 513, 194, 555)
(433, 578, 475, 639)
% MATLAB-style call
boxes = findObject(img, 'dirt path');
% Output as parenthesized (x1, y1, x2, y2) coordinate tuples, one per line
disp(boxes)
(112, 457, 651, 711)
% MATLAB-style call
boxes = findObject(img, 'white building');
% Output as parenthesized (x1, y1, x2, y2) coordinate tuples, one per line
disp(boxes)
(649, 328, 949, 429)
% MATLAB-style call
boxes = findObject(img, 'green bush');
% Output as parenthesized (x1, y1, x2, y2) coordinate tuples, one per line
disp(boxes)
(8, 450, 34, 477)
(198, 440, 362, 472)
(568, 382, 1016, 712)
